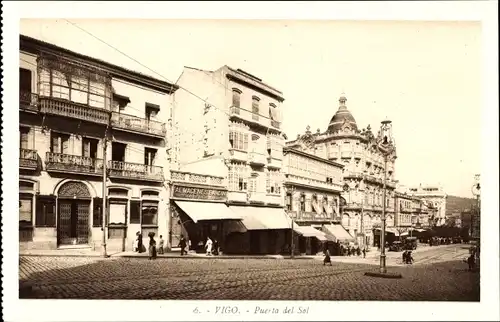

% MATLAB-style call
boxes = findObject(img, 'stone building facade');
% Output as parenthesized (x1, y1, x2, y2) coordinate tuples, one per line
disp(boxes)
(172, 66, 295, 255)
(18, 35, 177, 252)
(408, 184, 447, 226)
(286, 95, 398, 248)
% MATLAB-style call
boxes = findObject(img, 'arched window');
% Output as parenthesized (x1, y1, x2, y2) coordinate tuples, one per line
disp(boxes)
(232, 88, 241, 108)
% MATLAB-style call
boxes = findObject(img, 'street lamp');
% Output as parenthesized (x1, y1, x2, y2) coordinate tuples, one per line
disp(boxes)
(286, 186, 296, 259)
(378, 119, 395, 274)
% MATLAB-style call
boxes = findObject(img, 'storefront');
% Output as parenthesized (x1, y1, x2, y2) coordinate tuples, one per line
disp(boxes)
(169, 183, 245, 253)
(294, 225, 328, 255)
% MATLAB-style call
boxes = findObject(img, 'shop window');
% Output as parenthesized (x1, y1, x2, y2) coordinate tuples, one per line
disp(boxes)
(19, 194, 33, 226)
(142, 200, 158, 226)
(35, 195, 56, 227)
(130, 200, 141, 224)
(93, 197, 103, 227)
(108, 199, 127, 225)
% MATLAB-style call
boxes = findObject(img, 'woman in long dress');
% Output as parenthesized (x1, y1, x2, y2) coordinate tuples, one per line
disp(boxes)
(323, 248, 332, 266)
(148, 232, 157, 260)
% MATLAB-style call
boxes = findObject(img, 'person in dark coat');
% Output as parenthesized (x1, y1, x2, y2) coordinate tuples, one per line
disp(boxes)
(178, 235, 187, 256)
(402, 250, 408, 264)
(362, 247, 366, 258)
(137, 231, 144, 253)
(323, 249, 332, 266)
(148, 232, 157, 260)
(212, 239, 220, 256)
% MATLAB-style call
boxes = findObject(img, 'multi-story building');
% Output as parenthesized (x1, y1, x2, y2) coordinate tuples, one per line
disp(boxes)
(411, 198, 431, 228)
(282, 146, 351, 254)
(172, 66, 294, 255)
(18, 35, 177, 252)
(394, 191, 414, 234)
(408, 184, 447, 226)
(286, 95, 398, 247)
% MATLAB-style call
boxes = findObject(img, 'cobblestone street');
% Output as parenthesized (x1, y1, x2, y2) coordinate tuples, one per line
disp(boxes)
(19, 246, 479, 301)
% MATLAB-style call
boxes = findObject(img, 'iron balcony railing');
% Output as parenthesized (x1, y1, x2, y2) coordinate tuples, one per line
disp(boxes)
(45, 152, 103, 175)
(19, 149, 38, 169)
(20, 91, 39, 112)
(111, 112, 166, 138)
(230, 105, 281, 130)
(39, 97, 110, 125)
(108, 160, 164, 182)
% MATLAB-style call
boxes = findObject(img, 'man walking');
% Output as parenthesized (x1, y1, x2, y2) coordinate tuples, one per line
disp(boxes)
(179, 234, 187, 256)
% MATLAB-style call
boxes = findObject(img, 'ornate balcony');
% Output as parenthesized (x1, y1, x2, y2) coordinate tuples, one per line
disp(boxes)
(20, 91, 39, 113)
(111, 112, 166, 138)
(267, 157, 282, 169)
(108, 160, 163, 182)
(45, 152, 103, 176)
(39, 97, 110, 125)
(341, 151, 351, 159)
(19, 149, 38, 170)
(170, 170, 224, 186)
(230, 106, 275, 130)
(249, 152, 267, 166)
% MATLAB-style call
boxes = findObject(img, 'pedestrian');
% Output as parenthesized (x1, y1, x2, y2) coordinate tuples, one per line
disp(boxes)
(178, 234, 187, 256)
(133, 233, 139, 252)
(205, 237, 213, 256)
(137, 231, 144, 253)
(402, 250, 408, 264)
(148, 232, 157, 260)
(356, 247, 361, 256)
(212, 239, 219, 256)
(323, 248, 332, 266)
(157, 235, 164, 255)
(362, 247, 366, 259)
(466, 254, 476, 271)
(406, 251, 414, 264)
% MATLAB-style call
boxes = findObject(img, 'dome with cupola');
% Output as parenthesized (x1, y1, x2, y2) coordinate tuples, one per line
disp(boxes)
(326, 95, 358, 133)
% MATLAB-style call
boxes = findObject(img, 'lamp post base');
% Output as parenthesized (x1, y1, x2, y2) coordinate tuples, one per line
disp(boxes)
(364, 271, 403, 279)
(379, 254, 387, 274)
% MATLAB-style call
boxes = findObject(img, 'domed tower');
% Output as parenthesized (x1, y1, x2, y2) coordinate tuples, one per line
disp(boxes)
(327, 95, 358, 133)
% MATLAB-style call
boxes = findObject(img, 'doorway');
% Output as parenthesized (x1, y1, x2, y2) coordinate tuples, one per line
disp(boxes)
(58, 200, 90, 246)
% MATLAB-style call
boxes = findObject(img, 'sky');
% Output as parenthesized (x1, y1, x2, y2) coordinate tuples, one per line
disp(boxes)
(20, 19, 482, 198)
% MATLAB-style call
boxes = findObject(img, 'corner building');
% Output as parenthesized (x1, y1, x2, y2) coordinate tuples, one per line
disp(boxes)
(287, 95, 398, 248)
(172, 66, 298, 255)
(18, 35, 177, 252)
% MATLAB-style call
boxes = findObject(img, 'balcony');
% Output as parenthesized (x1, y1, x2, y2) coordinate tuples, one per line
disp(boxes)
(354, 151, 363, 159)
(249, 152, 267, 166)
(39, 97, 110, 125)
(267, 157, 282, 169)
(230, 106, 274, 129)
(20, 91, 39, 113)
(170, 170, 224, 186)
(45, 152, 103, 176)
(111, 112, 166, 138)
(228, 149, 248, 162)
(248, 192, 267, 204)
(19, 149, 38, 170)
(108, 161, 164, 182)
(286, 174, 342, 192)
(266, 194, 283, 205)
(270, 120, 281, 129)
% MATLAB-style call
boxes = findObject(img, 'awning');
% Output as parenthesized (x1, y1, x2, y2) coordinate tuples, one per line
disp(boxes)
(229, 206, 297, 230)
(174, 201, 241, 223)
(322, 224, 354, 242)
(400, 231, 409, 236)
(294, 225, 328, 241)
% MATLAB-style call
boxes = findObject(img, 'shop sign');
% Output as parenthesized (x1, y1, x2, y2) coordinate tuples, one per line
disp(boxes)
(173, 185, 227, 201)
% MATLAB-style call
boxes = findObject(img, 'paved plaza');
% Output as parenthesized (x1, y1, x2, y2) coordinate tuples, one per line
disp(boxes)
(19, 245, 479, 301)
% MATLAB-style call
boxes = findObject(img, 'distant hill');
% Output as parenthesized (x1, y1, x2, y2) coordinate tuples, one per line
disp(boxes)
(446, 195, 476, 216)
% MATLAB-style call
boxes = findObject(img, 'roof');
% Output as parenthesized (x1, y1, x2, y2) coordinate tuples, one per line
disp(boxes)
(20, 34, 179, 95)
(283, 147, 344, 168)
(326, 95, 358, 133)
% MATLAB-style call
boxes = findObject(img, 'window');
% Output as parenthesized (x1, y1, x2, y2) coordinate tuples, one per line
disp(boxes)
(266, 170, 281, 194)
(232, 88, 241, 107)
(286, 192, 292, 211)
(130, 200, 141, 224)
(228, 163, 248, 192)
(229, 128, 249, 151)
(19, 194, 33, 226)
(145, 103, 160, 121)
(93, 197, 103, 227)
(35, 195, 56, 227)
(300, 194, 306, 211)
(112, 142, 126, 162)
(82, 138, 98, 159)
(50, 132, 71, 154)
(20, 68, 32, 93)
(19, 127, 30, 150)
(142, 201, 158, 226)
(108, 200, 127, 225)
(252, 96, 260, 120)
(145, 148, 157, 166)
(248, 174, 258, 193)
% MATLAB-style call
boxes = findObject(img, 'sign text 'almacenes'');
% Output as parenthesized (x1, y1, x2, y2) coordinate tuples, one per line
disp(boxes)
(173, 185, 226, 200)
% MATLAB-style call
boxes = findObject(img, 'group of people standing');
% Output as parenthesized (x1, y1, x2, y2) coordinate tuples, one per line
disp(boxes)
(133, 231, 165, 260)
(201, 237, 220, 256)
(339, 245, 366, 258)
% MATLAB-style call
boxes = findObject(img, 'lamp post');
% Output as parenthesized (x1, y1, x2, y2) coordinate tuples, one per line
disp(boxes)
(287, 186, 296, 259)
(378, 119, 394, 274)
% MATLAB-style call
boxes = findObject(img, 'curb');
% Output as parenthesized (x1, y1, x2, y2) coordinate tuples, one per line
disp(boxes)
(113, 254, 315, 260)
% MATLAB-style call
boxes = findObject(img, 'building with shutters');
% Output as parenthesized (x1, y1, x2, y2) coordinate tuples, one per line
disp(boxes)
(172, 66, 296, 255)
(407, 184, 447, 226)
(18, 35, 178, 252)
(286, 95, 398, 248)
